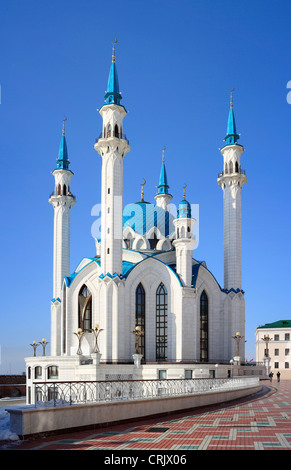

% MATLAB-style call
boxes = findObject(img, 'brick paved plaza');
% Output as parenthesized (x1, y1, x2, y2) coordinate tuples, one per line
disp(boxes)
(3, 380, 291, 451)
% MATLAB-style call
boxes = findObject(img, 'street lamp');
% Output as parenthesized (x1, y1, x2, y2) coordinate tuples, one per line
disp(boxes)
(90, 324, 103, 353)
(232, 332, 244, 357)
(262, 333, 272, 357)
(30, 340, 39, 357)
(39, 338, 49, 356)
(74, 328, 85, 355)
(131, 326, 144, 354)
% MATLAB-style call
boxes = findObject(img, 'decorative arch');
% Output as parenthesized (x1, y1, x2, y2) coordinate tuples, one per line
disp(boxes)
(156, 282, 168, 360)
(200, 290, 208, 362)
(78, 285, 92, 331)
(135, 283, 145, 358)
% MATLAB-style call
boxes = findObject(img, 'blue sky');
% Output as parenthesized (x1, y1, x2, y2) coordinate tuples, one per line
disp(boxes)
(0, 0, 290, 373)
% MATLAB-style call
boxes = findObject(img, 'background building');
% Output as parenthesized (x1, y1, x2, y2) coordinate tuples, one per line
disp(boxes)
(256, 320, 291, 379)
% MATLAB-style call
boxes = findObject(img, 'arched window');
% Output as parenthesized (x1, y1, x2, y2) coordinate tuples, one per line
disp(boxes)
(149, 232, 158, 250)
(78, 285, 92, 332)
(57, 184, 61, 196)
(229, 161, 233, 174)
(156, 283, 168, 361)
(63, 184, 67, 196)
(225, 163, 228, 174)
(114, 124, 119, 138)
(135, 283, 145, 358)
(106, 124, 112, 138)
(200, 290, 208, 362)
(235, 161, 239, 173)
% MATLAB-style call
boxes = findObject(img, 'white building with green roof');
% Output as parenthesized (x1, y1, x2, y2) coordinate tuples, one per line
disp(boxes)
(256, 321, 291, 379)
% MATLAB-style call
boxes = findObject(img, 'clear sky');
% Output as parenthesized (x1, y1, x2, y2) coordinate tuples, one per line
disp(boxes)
(0, 0, 290, 373)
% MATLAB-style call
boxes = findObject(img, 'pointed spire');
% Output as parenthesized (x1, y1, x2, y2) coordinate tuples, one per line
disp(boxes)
(104, 38, 122, 106)
(157, 147, 170, 195)
(56, 117, 70, 170)
(224, 88, 240, 146)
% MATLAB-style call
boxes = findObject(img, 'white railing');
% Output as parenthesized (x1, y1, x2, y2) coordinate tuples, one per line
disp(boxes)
(33, 377, 259, 408)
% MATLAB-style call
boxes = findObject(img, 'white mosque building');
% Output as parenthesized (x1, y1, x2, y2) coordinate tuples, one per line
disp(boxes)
(25, 44, 248, 397)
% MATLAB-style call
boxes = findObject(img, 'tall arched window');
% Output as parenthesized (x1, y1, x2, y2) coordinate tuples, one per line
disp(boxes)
(156, 283, 168, 361)
(78, 285, 92, 331)
(200, 290, 208, 362)
(135, 283, 145, 358)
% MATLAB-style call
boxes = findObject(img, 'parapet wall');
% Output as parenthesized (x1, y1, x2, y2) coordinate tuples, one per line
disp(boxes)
(8, 383, 262, 439)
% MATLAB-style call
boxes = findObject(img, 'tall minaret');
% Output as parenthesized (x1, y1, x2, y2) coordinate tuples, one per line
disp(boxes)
(217, 90, 247, 291)
(154, 146, 172, 212)
(94, 40, 130, 276)
(49, 118, 76, 300)
(173, 185, 196, 287)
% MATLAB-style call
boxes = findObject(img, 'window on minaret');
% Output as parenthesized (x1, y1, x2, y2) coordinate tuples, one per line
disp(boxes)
(107, 124, 111, 137)
(200, 290, 208, 362)
(235, 161, 239, 173)
(78, 285, 92, 332)
(229, 161, 233, 173)
(135, 283, 145, 359)
(156, 283, 168, 361)
(63, 184, 67, 196)
(114, 124, 119, 138)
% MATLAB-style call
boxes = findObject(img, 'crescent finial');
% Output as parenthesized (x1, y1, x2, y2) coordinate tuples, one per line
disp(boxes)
(112, 37, 118, 62)
(230, 87, 234, 108)
(62, 116, 67, 136)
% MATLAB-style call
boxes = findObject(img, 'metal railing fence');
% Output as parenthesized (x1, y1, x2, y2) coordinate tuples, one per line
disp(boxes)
(33, 376, 259, 408)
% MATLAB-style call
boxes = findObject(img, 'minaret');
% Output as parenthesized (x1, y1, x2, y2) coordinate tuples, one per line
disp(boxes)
(217, 89, 247, 291)
(49, 118, 76, 300)
(154, 146, 172, 212)
(94, 40, 130, 276)
(173, 185, 196, 287)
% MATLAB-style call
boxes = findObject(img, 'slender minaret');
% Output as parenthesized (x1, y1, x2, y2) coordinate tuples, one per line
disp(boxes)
(173, 185, 196, 287)
(94, 40, 130, 276)
(49, 118, 76, 300)
(217, 89, 247, 290)
(154, 146, 172, 212)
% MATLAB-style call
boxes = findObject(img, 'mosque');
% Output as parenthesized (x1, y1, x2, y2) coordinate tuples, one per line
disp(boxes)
(25, 43, 248, 394)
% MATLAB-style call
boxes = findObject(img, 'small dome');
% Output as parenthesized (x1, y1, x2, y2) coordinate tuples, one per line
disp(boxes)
(177, 199, 191, 218)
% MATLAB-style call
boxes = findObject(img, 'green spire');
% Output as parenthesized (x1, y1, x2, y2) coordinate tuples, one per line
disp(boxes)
(224, 88, 240, 146)
(104, 38, 122, 106)
(56, 117, 70, 170)
(157, 147, 170, 195)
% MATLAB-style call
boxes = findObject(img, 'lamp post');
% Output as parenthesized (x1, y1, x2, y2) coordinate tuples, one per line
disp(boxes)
(232, 331, 244, 364)
(131, 326, 144, 367)
(74, 328, 85, 355)
(131, 326, 144, 354)
(30, 340, 39, 357)
(39, 338, 49, 356)
(262, 333, 272, 377)
(262, 333, 272, 357)
(90, 324, 103, 353)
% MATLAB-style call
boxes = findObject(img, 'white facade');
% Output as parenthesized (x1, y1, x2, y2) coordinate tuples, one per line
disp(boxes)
(25, 49, 251, 401)
(256, 321, 291, 379)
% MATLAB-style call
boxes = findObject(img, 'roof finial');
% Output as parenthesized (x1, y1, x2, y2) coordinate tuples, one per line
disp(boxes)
(62, 116, 67, 136)
(162, 146, 166, 164)
(141, 178, 146, 202)
(183, 183, 187, 200)
(112, 37, 117, 63)
(230, 87, 234, 109)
